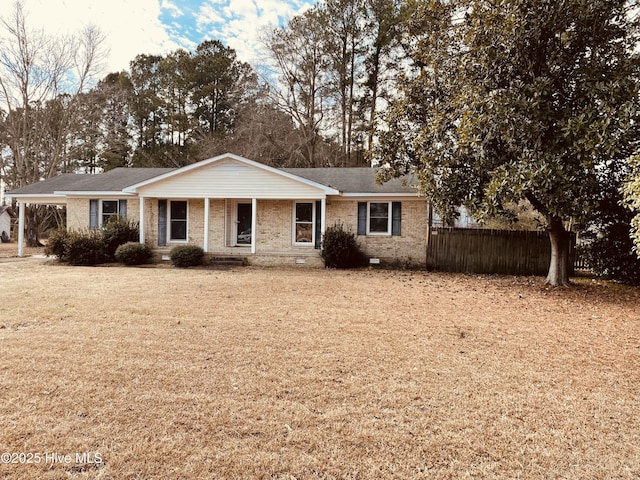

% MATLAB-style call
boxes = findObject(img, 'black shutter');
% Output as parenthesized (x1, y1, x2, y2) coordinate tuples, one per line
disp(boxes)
(315, 200, 322, 249)
(392, 202, 401, 236)
(357, 202, 367, 235)
(118, 199, 127, 219)
(158, 200, 167, 246)
(89, 199, 98, 229)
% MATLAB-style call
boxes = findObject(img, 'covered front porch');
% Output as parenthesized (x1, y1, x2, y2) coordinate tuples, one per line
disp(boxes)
(138, 196, 328, 266)
(128, 155, 339, 265)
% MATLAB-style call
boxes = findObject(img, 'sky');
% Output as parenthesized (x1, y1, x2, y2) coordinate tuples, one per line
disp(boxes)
(0, 0, 315, 74)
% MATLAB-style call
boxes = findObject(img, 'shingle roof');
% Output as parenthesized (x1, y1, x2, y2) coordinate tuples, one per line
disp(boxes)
(8, 166, 418, 196)
(7, 168, 175, 195)
(284, 168, 418, 194)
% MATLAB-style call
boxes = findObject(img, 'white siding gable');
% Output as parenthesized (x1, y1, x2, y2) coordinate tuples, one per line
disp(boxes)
(134, 159, 330, 199)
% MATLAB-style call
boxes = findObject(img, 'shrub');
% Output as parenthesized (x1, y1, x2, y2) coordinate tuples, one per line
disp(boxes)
(115, 242, 153, 266)
(583, 222, 640, 286)
(321, 223, 367, 268)
(65, 230, 105, 266)
(101, 217, 139, 261)
(169, 244, 205, 268)
(45, 228, 71, 261)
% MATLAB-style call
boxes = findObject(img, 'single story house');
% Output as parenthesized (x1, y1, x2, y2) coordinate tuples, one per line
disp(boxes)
(0, 206, 11, 242)
(7, 153, 429, 266)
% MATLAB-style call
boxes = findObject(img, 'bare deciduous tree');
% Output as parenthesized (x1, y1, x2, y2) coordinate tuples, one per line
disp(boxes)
(0, 0, 106, 244)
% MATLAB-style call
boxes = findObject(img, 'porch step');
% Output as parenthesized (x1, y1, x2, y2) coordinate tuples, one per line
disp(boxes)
(208, 256, 247, 267)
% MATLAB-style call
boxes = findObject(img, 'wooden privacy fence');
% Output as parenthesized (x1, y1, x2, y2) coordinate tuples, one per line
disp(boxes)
(426, 228, 576, 276)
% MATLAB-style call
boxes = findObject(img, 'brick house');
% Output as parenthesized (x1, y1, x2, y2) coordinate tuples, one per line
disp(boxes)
(8, 153, 429, 266)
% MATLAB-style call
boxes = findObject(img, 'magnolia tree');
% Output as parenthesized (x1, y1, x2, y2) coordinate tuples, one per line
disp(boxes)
(375, 0, 640, 285)
(625, 155, 640, 256)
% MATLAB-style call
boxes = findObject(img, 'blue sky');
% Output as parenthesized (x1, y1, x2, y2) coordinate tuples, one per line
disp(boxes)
(1, 0, 315, 74)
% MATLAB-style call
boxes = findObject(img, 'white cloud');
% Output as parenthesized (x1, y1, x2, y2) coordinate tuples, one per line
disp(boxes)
(0, 0, 178, 73)
(161, 0, 184, 18)
(0, 0, 316, 77)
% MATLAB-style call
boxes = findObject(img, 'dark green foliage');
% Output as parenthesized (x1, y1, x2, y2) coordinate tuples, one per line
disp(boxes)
(64, 230, 105, 266)
(321, 223, 367, 268)
(101, 217, 140, 261)
(584, 223, 640, 286)
(115, 242, 153, 266)
(45, 228, 71, 261)
(45, 217, 139, 265)
(374, 0, 640, 285)
(169, 244, 205, 268)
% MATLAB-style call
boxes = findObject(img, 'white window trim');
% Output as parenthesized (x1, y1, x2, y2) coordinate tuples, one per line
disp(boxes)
(292, 201, 315, 246)
(168, 199, 189, 243)
(100, 199, 121, 227)
(367, 201, 392, 236)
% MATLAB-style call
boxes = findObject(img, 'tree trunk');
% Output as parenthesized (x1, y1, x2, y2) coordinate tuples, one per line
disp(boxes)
(24, 205, 44, 248)
(546, 217, 571, 286)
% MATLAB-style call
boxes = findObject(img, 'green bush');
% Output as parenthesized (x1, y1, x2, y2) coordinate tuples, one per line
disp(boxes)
(45, 228, 71, 261)
(101, 217, 139, 261)
(321, 223, 367, 268)
(115, 242, 153, 266)
(169, 244, 205, 268)
(583, 222, 640, 286)
(65, 230, 105, 266)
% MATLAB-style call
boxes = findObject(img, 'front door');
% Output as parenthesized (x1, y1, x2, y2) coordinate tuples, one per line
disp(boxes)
(236, 203, 252, 245)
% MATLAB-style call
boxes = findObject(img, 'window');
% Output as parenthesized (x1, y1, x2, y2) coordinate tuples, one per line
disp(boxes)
(169, 201, 188, 241)
(358, 201, 401, 236)
(368, 202, 391, 234)
(294, 202, 314, 244)
(90, 199, 127, 229)
(101, 200, 119, 225)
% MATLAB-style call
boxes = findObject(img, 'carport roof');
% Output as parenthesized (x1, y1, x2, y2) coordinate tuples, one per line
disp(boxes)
(7, 168, 175, 196)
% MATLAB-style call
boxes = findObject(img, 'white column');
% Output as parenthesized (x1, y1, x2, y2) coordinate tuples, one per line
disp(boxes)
(320, 197, 326, 246)
(203, 198, 210, 253)
(139, 196, 145, 243)
(17, 201, 25, 257)
(251, 198, 257, 254)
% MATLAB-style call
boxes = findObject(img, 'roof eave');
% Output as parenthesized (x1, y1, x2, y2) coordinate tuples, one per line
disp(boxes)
(56, 191, 136, 196)
(7, 193, 67, 204)
(339, 192, 421, 197)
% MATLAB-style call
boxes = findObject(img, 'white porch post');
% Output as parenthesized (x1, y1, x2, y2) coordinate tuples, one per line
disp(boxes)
(203, 198, 210, 253)
(320, 197, 326, 246)
(139, 196, 145, 243)
(17, 201, 25, 257)
(251, 197, 257, 254)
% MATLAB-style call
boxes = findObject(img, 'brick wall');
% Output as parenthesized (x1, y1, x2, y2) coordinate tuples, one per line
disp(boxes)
(326, 199, 428, 266)
(65, 196, 427, 266)
(66, 198, 90, 230)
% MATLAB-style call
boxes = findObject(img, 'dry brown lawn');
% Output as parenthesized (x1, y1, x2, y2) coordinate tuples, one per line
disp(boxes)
(0, 257, 639, 479)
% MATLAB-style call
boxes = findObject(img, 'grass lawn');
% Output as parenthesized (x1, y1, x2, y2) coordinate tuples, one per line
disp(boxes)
(0, 258, 639, 479)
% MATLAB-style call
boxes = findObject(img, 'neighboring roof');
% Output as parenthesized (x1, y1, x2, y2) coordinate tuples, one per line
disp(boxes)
(285, 168, 418, 195)
(0, 206, 9, 216)
(7, 168, 175, 196)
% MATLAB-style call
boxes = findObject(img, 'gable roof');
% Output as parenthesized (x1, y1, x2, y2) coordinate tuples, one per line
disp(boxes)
(0, 206, 10, 216)
(7, 154, 420, 198)
(122, 153, 340, 195)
